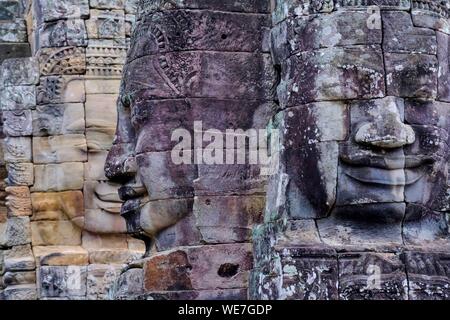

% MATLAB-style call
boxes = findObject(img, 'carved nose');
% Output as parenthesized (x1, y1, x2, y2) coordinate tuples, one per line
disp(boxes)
(104, 144, 137, 182)
(355, 113, 415, 149)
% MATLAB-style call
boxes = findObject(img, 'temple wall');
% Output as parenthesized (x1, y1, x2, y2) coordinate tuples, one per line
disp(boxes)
(0, 0, 32, 299)
(0, 0, 144, 300)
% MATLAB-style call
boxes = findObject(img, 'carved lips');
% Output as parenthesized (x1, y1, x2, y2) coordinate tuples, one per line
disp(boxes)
(343, 166, 426, 186)
(340, 154, 435, 187)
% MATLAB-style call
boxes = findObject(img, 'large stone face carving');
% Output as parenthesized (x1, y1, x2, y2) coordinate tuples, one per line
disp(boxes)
(105, 0, 272, 247)
(105, 0, 273, 299)
(252, 0, 450, 300)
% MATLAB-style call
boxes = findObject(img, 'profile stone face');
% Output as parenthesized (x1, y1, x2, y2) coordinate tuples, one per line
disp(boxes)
(105, 0, 273, 295)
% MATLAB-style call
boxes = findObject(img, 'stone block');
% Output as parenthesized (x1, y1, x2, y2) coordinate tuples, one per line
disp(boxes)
(339, 252, 408, 300)
(3, 245, 35, 272)
(128, 10, 270, 61)
(37, 19, 87, 49)
(193, 195, 265, 244)
(195, 161, 265, 197)
(278, 46, 385, 107)
(113, 268, 143, 298)
(277, 220, 323, 247)
(33, 246, 88, 266)
(31, 220, 81, 246)
(31, 191, 84, 221)
(385, 52, 438, 99)
(274, 141, 339, 219)
(86, 39, 127, 72)
(133, 98, 273, 153)
(39, 266, 87, 298)
(3, 110, 33, 137)
(32, 162, 84, 192)
(85, 94, 118, 133)
(90, 0, 125, 9)
(83, 181, 122, 214)
(3, 245, 36, 272)
(155, 211, 202, 251)
(35, 0, 89, 23)
(0, 1, 20, 20)
(1, 284, 37, 300)
(0, 43, 31, 64)
(272, 10, 381, 63)
(437, 31, 450, 102)
(382, 11, 437, 55)
(275, 246, 339, 300)
(32, 103, 85, 136)
(143, 244, 253, 292)
(88, 249, 142, 264)
(405, 100, 450, 129)
(0, 85, 36, 110)
(6, 162, 34, 186)
(86, 127, 115, 151)
(317, 203, 405, 248)
(402, 205, 449, 247)
(127, 236, 145, 252)
(125, 0, 138, 14)
(1, 58, 39, 87)
(2, 217, 31, 247)
(124, 52, 274, 101)
(82, 209, 127, 234)
(4, 137, 32, 163)
(0, 19, 27, 42)
(276, 102, 349, 150)
(272, 0, 335, 24)
(84, 151, 108, 180)
(125, 14, 135, 37)
(412, 5, 450, 34)
(3, 271, 36, 286)
(85, 9, 125, 39)
(37, 76, 86, 105)
(84, 79, 121, 94)
(87, 264, 123, 300)
(404, 251, 450, 300)
(136, 151, 196, 200)
(137, 0, 271, 18)
(82, 232, 128, 250)
(32, 134, 88, 164)
(5, 186, 31, 217)
(38, 47, 86, 76)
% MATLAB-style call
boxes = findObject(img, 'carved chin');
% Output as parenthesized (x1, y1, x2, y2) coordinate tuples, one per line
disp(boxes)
(139, 198, 194, 237)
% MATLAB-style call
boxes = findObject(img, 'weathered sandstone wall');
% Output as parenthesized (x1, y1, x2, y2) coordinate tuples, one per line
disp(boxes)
(0, 0, 144, 300)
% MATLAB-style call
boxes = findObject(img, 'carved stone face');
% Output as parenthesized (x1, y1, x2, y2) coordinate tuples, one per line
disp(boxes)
(270, 3, 450, 248)
(104, 3, 272, 251)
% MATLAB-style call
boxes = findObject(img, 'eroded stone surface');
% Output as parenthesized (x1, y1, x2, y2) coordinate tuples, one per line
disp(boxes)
(32, 163, 84, 192)
(143, 244, 253, 292)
